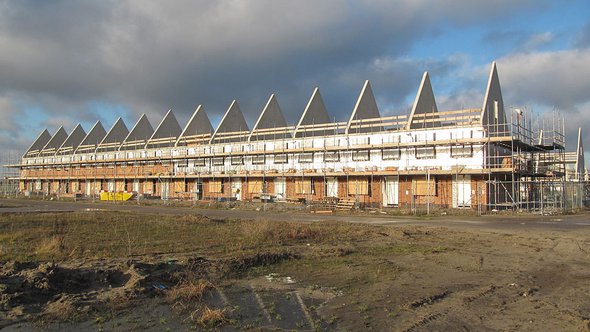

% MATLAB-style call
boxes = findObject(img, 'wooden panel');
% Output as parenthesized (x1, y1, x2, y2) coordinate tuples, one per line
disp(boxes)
(209, 180, 222, 193)
(295, 179, 311, 194)
(247, 180, 262, 194)
(413, 178, 436, 196)
(347, 178, 368, 195)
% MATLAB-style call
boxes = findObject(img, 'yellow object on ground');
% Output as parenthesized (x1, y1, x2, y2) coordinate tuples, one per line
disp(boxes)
(99, 191, 134, 201)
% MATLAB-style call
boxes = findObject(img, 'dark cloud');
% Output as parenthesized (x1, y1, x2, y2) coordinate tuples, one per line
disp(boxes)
(0, 0, 578, 155)
(575, 22, 590, 48)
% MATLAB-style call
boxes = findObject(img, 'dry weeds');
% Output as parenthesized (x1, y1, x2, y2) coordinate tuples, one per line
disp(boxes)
(167, 279, 214, 304)
(193, 306, 228, 328)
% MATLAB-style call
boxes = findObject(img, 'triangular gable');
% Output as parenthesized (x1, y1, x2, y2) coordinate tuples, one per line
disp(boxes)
(57, 124, 86, 155)
(346, 80, 382, 134)
(24, 129, 52, 157)
(40, 127, 68, 155)
(75, 121, 107, 153)
(481, 62, 508, 135)
(576, 128, 585, 180)
(97, 117, 128, 151)
(146, 110, 182, 148)
(249, 94, 289, 141)
(407, 72, 440, 129)
(211, 100, 249, 142)
(176, 105, 214, 146)
(120, 114, 154, 151)
(294, 87, 331, 137)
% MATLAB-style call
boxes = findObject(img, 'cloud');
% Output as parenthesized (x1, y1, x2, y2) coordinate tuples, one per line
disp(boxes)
(497, 48, 590, 110)
(493, 47, 590, 150)
(0, 0, 576, 154)
(574, 22, 590, 48)
(0, 95, 20, 135)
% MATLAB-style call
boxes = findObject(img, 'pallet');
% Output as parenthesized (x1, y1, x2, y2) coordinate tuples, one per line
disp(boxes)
(336, 198, 356, 210)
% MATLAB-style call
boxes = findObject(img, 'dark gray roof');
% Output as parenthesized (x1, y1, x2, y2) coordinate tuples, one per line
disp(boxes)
(180, 105, 213, 136)
(297, 87, 330, 126)
(97, 117, 128, 151)
(176, 105, 214, 146)
(76, 121, 107, 152)
(211, 100, 249, 141)
(124, 114, 153, 142)
(294, 87, 331, 137)
(57, 124, 86, 154)
(576, 128, 585, 177)
(481, 62, 508, 135)
(24, 129, 52, 157)
(146, 110, 182, 148)
(407, 72, 440, 129)
(40, 127, 68, 154)
(249, 94, 289, 141)
(347, 80, 382, 134)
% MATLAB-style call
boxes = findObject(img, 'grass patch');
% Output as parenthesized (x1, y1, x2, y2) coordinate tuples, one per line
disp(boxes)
(0, 212, 375, 262)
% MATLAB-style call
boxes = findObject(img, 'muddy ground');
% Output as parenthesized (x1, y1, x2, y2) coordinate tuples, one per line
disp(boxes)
(0, 200, 589, 331)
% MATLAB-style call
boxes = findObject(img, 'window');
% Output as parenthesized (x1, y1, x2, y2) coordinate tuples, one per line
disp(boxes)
(298, 152, 313, 164)
(415, 147, 436, 159)
(350, 137, 369, 146)
(412, 177, 437, 196)
(248, 180, 263, 194)
(323, 151, 339, 162)
(252, 155, 265, 165)
(209, 180, 223, 193)
(295, 178, 312, 194)
(382, 149, 401, 160)
(451, 145, 473, 158)
(347, 178, 369, 195)
(176, 160, 188, 168)
(274, 154, 288, 164)
(231, 156, 244, 165)
(194, 158, 206, 166)
(352, 150, 370, 161)
(212, 157, 224, 166)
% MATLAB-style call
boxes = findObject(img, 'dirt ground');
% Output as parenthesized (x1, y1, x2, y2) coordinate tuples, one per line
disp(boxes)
(0, 199, 589, 331)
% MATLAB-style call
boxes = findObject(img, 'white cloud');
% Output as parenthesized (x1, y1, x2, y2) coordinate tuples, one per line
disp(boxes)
(497, 48, 590, 110)
(0, 0, 580, 153)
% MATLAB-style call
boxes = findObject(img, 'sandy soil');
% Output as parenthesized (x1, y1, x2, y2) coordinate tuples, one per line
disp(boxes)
(0, 200, 589, 331)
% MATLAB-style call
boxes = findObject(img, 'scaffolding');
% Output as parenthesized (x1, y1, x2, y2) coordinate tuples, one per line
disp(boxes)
(8, 62, 589, 214)
(482, 108, 574, 213)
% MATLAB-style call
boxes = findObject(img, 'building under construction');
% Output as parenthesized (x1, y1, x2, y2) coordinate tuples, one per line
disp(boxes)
(10, 62, 588, 212)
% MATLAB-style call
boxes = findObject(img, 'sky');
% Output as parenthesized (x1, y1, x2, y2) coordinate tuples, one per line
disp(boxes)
(1, 0, 589, 165)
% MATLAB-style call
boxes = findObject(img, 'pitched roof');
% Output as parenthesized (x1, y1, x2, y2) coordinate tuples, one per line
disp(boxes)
(97, 117, 128, 151)
(75, 121, 107, 153)
(124, 114, 153, 142)
(294, 87, 331, 137)
(249, 94, 290, 141)
(576, 128, 585, 179)
(407, 72, 440, 129)
(57, 124, 86, 154)
(211, 100, 249, 142)
(40, 127, 68, 155)
(120, 114, 153, 150)
(481, 62, 508, 135)
(346, 80, 382, 134)
(24, 129, 52, 157)
(146, 110, 182, 148)
(176, 105, 214, 146)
